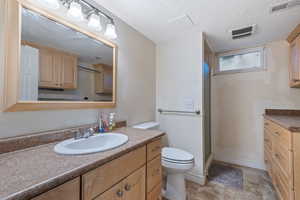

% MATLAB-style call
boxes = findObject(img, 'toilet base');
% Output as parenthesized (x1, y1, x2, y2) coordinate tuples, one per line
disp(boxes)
(163, 173, 186, 200)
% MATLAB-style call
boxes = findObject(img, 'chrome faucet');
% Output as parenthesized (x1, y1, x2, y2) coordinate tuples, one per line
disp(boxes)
(73, 128, 95, 140)
(83, 128, 95, 138)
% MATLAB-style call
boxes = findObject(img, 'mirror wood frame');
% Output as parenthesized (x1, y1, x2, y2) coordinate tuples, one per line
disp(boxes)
(2, 0, 117, 112)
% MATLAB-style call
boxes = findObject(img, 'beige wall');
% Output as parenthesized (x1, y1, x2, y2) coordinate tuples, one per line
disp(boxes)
(156, 30, 205, 183)
(212, 40, 300, 169)
(0, 1, 156, 138)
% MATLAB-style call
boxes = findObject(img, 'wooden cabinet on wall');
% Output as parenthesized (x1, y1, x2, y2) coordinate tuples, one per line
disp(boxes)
(287, 24, 300, 88)
(94, 64, 113, 94)
(39, 47, 78, 89)
(264, 119, 300, 200)
(30, 138, 163, 200)
(23, 41, 78, 90)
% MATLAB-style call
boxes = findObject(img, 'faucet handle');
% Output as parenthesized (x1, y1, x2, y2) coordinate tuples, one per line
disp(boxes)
(72, 130, 82, 140)
(88, 127, 95, 135)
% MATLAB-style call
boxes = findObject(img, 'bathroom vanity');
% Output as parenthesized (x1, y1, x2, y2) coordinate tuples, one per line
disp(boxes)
(0, 128, 164, 200)
(264, 110, 300, 200)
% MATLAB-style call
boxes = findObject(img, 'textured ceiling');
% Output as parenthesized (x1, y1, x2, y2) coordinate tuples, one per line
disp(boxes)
(92, 0, 300, 52)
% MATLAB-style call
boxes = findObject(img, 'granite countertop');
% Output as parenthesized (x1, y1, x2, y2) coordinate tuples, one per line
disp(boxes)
(0, 128, 165, 200)
(264, 114, 300, 132)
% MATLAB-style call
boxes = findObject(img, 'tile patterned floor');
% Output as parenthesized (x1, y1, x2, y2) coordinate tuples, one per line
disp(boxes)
(164, 163, 278, 200)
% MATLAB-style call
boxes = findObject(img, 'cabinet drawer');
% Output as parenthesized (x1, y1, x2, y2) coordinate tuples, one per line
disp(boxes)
(273, 144, 293, 179)
(82, 146, 146, 200)
(269, 121, 292, 150)
(147, 139, 162, 162)
(32, 178, 80, 200)
(93, 181, 123, 200)
(123, 166, 146, 200)
(147, 183, 162, 200)
(147, 156, 162, 193)
(94, 166, 146, 200)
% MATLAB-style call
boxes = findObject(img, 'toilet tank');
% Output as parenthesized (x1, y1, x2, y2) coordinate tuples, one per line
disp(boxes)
(132, 121, 160, 130)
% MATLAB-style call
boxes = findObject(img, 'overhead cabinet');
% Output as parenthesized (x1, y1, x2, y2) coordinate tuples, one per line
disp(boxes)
(23, 41, 78, 90)
(288, 24, 300, 88)
(39, 47, 78, 89)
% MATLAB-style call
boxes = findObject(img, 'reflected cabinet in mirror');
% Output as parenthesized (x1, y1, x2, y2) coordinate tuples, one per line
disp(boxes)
(2, 0, 117, 112)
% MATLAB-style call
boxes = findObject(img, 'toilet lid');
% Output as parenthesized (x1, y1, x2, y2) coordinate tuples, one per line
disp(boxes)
(162, 147, 194, 162)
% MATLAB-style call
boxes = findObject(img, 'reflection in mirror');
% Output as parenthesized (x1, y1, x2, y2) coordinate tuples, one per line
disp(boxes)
(20, 8, 114, 102)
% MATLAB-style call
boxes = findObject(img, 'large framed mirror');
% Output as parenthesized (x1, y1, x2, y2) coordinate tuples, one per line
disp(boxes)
(2, 0, 117, 112)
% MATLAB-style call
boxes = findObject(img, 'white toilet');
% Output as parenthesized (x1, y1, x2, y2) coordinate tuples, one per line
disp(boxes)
(133, 121, 195, 200)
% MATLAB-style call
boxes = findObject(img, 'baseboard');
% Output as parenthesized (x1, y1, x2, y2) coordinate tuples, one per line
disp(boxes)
(214, 152, 265, 170)
(185, 168, 206, 185)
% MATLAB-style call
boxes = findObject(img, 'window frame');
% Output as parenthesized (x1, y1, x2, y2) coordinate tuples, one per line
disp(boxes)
(214, 47, 266, 75)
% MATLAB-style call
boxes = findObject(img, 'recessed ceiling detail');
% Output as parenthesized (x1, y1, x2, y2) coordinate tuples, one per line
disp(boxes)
(168, 14, 195, 26)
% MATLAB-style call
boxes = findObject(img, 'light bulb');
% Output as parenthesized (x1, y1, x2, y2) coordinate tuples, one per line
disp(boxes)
(105, 23, 117, 39)
(88, 13, 101, 29)
(67, 2, 84, 21)
(38, 0, 60, 10)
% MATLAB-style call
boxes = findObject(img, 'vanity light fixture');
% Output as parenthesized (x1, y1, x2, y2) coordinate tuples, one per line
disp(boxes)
(67, 1, 84, 21)
(105, 22, 117, 39)
(59, 0, 117, 39)
(88, 13, 101, 30)
(38, 0, 60, 10)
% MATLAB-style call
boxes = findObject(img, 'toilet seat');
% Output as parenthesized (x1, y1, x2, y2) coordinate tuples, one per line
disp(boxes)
(162, 157, 194, 164)
(162, 147, 194, 164)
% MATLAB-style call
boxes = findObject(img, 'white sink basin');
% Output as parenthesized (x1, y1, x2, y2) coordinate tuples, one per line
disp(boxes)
(54, 133, 129, 155)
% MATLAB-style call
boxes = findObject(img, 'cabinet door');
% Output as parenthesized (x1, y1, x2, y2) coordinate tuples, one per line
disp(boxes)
(39, 48, 57, 88)
(123, 166, 146, 200)
(62, 54, 77, 89)
(53, 52, 63, 88)
(147, 156, 162, 193)
(94, 182, 124, 200)
(289, 36, 300, 87)
(31, 178, 80, 200)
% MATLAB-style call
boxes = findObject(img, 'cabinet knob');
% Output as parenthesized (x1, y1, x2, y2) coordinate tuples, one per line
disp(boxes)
(116, 189, 123, 197)
(124, 183, 131, 191)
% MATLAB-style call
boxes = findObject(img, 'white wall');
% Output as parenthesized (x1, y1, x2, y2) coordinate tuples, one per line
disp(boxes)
(0, 1, 156, 138)
(156, 30, 205, 183)
(212, 40, 300, 169)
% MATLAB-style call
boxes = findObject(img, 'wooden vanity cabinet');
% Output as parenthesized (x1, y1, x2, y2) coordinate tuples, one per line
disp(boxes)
(287, 25, 300, 88)
(264, 119, 298, 200)
(31, 177, 80, 200)
(30, 138, 163, 200)
(82, 146, 146, 200)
